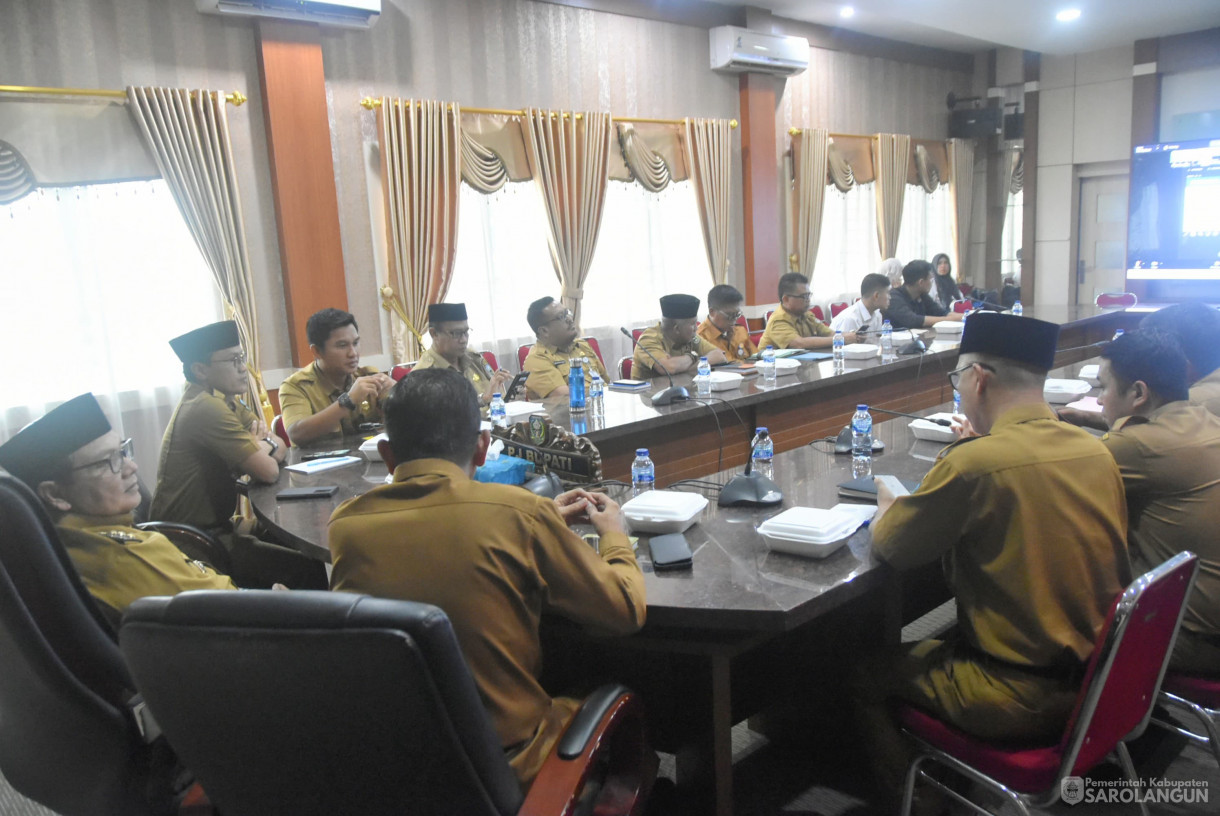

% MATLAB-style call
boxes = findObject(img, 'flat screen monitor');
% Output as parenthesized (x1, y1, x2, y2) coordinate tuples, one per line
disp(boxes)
(1128, 138, 1220, 300)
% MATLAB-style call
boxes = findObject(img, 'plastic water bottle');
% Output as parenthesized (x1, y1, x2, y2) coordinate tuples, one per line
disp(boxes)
(696, 356, 712, 397)
(880, 320, 894, 362)
(832, 331, 845, 369)
(851, 404, 873, 477)
(631, 448, 655, 496)
(751, 426, 774, 480)
(490, 392, 507, 428)
(761, 345, 777, 385)
(1012, 300, 1024, 316)
(568, 357, 586, 413)
(953, 389, 961, 415)
(589, 372, 604, 416)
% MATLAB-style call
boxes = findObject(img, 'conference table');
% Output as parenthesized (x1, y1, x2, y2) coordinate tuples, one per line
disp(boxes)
(249, 307, 1125, 816)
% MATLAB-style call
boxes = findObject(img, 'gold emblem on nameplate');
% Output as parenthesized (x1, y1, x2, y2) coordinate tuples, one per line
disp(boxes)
(529, 415, 547, 446)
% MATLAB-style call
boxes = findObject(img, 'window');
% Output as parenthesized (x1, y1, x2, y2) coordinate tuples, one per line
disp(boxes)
(811, 183, 880, 305)
(896, 184, 955, 273)
(1001, 189, 1024, 283)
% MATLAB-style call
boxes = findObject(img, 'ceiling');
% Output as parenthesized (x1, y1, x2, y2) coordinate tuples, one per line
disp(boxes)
(704, 0, 1220, 55)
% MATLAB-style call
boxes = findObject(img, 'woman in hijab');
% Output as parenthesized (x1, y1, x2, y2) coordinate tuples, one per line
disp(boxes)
(929, 253, 962, 311)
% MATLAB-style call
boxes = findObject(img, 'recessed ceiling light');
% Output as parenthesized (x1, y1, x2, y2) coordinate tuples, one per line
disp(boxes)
(1056, 8, 1081, 22)
(840, 6, 856, 19)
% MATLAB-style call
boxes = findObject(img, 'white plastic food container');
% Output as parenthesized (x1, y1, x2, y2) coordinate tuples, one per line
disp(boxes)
(504, 401, 545, 420)
(1043, 378, 1092, 403)
(773, 357, 801, 375)
(707, 371, 744, 391)
(622, 491, 708, 534)
(842, 343, 879, 360)
(934, 321, 965, 333)
(1078, 364, 1100, 385)
(359, 433, 389, 461)
(908, 413, 958, 443)
(757, 505, 876, 559)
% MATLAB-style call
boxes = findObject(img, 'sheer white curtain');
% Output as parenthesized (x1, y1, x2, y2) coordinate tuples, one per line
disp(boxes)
(0, 180, 223, 482)
(811, 183, 880, 307)
(1001, 189, 1024, 283)
(896, 184, 955, 272)
(446, 179, 709, 372)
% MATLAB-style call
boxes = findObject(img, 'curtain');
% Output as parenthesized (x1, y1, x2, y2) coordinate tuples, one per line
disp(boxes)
(789, 127, 830, 279)
(617, 123, 671, 192)
(683, 117, 733, 284)
(1002, 147, 1024, 195)
(523, 108, 611, 326)
(827, 141, 856, 192)
(872, 133, 910, 260)
(126, 86, 269, 421)
(460, 128, 509, 193)
(947, 137, 975, 280)
(913, 144, 941, 193)
(0, 140, 35, 204)
(377, 97, 462, 362)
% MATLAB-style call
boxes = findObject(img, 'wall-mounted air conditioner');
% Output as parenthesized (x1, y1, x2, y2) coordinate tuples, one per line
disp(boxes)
(196, 0, 380, 29)
(709, 26, 809, 77)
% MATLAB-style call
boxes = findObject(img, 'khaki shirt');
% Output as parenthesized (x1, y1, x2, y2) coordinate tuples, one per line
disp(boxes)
(58, 512, 236, 626)
(523, 338, 609, 398)
(1103, 401, 1220, 636)
(631, 324, 718, 379)
(413, 348, 494, 396)
(872, 403, 1131, 669)
(329, 459, 645, 787)
(758, 308, 832, 350)
(278, 363, 383, 443)
(696, 320, 757, 363)
(1191, 368, 1220, 416)
(150, 383, 260, 530)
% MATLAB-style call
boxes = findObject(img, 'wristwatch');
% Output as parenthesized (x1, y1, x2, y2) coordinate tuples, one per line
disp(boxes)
(263, 436, 279, 457)
(337, 392, 357, 412)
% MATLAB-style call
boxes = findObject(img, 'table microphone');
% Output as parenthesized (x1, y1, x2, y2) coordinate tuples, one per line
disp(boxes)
(718, 436, 783, 507)
(620, 327, 689, 406)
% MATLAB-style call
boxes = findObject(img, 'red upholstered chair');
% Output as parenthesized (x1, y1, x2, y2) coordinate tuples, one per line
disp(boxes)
(581, 336, 605, 369)
(830, 302, 849, 318)
(271, 414, 290, 446)
(1153, 673, 1220, 768)
(765, 309, 775, 323)
(749, 330, 764, 346)
(810, 305, 826, 323)
(958, 283, 974, 298)
(389, 363, 415, 382)
(631, 328, 644, 346)
(517, 344, 532, 371)
(952, 300, 972, 313)
(896, 551, 1199, 816)
(735, 315, 749, 330)
(1095, 292, 1138, 308)
(480, 350, 499, 372)
(618, 356, 633, 379)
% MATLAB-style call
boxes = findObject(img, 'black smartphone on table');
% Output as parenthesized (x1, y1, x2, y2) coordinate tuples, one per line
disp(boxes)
(277, 485, 339, 501)
(649, 533, 693, 571)
(300, 449, 350, 461)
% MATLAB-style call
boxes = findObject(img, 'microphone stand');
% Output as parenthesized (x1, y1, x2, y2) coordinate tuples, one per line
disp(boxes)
(620, 327, 689, 406)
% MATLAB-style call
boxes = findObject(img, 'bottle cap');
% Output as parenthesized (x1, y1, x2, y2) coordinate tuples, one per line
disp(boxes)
(636, 448, 649, 456)
(700, 356, 708, 362)
(492, 392, 502, 399)
(857, 404, 868, 411)
(756, 426, 768, 433)
(765, 345, 773, 350)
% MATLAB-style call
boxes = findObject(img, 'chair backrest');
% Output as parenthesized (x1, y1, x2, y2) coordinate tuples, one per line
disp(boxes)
(618, 356, 633, 379)
(1095, 292, 1138, 308)
(765, 309, 775, 323)
(958, 283, 974, 297)
(1058, 551, 1198, 778)
(735, 315, 749, 329)
(953, 300, 972, 313)
(271, 414, 290, 446)
(0, 474, 157, 816)
(120, 591, 525, 816)
(517, 344, 532, 371)
(811, 304, 827, 322)
(829, 302, 849, 318)
(481, 350, 499, 372)
(749, 329, 764, 346)
(582, 336, 605, 369)
(631, 327, 644, 346)
(390, 362, 415, 382)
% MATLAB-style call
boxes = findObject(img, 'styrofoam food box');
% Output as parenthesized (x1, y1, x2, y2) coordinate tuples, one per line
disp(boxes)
(359, 433, 389, 461)
(934, 321, 965, 333)
(707, 371, 744, 391)
(757, 505, 876, 558)
(1043, 378, 1092, 403)
(1078, 364, 1100, 385)
(842, 343, 879, 360)
(773, 358, 800, 375)
(908, 412, 958, 443)
(622, 491, 708, 534)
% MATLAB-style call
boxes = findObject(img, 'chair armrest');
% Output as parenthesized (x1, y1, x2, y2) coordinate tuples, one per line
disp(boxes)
(519, 684, 656, 816)
(136, 522, 233, 576)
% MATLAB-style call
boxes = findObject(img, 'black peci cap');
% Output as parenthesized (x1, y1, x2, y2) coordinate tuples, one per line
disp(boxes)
(660, 294, 700, 320)
(0, 393, 112, 487)
(958, 312, 1060, 371)
(428, 303, 468, 324)
(169, 320, 241, 364)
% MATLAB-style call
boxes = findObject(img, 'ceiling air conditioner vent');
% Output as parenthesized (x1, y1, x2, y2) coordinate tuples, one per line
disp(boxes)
(710, 26, 809, 77)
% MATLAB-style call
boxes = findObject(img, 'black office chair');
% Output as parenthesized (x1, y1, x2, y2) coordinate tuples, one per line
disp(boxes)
(0, 473, 180, 816)
(119, 590, 657, 816)
(134, 477, 233, 575)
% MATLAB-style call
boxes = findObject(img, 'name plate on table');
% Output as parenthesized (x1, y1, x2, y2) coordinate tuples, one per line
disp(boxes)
(493, 416, 602, 482)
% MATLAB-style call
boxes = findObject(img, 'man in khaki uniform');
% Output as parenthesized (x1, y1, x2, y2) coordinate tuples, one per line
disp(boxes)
(413, 302, 511, 405)
(853, 313, 1130, 811)
(278, 308, 394, 446)
(696, 284, 757, 363)
(523, 296, 608, 398)
(1095, 329, 1220, 673)
(0, 393, 236, 627)
(1141, 301, 1220, 416)
(329, 369, 645, 790)
(759, 272, 858, 350)
(631, 294, 726, 379)
(151, 321, 324, 589)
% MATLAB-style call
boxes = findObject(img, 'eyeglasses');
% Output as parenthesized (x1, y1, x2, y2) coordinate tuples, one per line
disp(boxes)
(72, 438, 134, 474)
(544, 309, 575, 326)
(438, 328, 471, 340)
(946, 362, 996, 390)
(785, 292, 813, 302)
(209, 352, 247, 369)
(714, 308, 744, 321)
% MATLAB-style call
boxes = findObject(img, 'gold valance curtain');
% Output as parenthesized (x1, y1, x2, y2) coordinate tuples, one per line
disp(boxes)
(789, 127, 830, 279)
(948, 138, 975, 281)
(524, 108, 611, 326)
(1002, 147, 1024, 195)
(0, 140, 36, 204)
(872, 133, 911, 260)
(684, 117, 734, 284)
(376, 98, 463, 362)
(126, 86, 269, 419)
